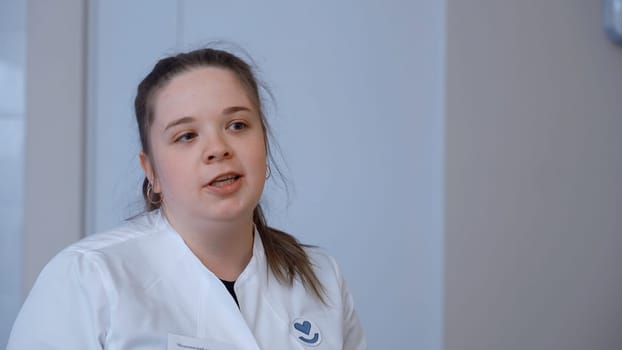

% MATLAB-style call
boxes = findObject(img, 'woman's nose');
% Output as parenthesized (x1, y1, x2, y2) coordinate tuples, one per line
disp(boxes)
(203, 134, 232, 162)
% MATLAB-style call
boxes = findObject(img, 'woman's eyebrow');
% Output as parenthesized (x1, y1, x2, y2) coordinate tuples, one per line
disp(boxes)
(163, 116, 195, 133)
(222, 106, 252, 115)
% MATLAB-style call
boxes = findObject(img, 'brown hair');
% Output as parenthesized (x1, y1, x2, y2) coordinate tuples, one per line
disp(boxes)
(134, 47, 324, 301)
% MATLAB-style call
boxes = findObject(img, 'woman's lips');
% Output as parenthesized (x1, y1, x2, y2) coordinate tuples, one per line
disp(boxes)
(205, 174, 243, 195)
(209, 174, 240, 186)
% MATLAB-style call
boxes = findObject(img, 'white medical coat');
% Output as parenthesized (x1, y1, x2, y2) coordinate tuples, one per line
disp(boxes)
(7, 209, 366, 349)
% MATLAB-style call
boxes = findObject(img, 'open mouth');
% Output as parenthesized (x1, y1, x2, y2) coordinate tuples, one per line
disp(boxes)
(208, 174, 241, 187)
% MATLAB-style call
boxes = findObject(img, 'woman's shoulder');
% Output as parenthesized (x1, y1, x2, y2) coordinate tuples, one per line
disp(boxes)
(48, 209, 179, 268)
(7, 212, 167, 349)
(304, 245, 339, 272)
(299, 245, 350, 293)
(39, 210, 175, 288)
(301, 245, 367, 349)
(66, 210, 163, 254)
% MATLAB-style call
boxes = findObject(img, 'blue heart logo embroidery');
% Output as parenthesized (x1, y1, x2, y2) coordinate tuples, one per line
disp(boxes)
(294, 321, 312, 335)
(292, 318, 321, 346)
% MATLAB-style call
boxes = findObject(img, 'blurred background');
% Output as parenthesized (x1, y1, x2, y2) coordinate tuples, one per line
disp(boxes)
(1, 1, 621, 349)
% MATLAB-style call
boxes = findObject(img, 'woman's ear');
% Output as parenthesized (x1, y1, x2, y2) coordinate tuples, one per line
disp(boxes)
(139, 151, 159, 192)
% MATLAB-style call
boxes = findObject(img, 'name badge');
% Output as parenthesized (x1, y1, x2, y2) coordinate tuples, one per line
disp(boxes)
(167, 333, 240, 350)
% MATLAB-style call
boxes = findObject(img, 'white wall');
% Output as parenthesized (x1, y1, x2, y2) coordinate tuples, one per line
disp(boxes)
(86, 0, 178, 233)
(444, 1, 622, 349)
(87, 1, 445, 349)
(22, 0, 86, 295)
(0, 0, 26, 346)
(6, 0, 86, 347)
(4, 0, 86, 346)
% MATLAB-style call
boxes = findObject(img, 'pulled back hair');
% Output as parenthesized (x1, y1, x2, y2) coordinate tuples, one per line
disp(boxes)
(134, 48, 325, 301)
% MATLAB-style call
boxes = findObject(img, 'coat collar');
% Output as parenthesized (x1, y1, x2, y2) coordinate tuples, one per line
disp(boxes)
(151, 208, 264, 349)
(150, 208, 268, 286)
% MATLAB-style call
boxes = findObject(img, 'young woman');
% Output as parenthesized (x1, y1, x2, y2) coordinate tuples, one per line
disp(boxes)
(8, 48, 366, 349)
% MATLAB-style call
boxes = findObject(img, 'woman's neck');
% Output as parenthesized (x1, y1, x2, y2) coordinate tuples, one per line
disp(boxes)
(162, 208, 255, 281)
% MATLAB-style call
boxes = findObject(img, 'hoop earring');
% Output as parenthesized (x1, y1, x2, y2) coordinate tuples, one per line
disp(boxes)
(265, 165, 272, 180)
(146, 182, 162, 205)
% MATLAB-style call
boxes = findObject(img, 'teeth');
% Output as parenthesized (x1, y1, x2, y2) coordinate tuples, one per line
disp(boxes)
(212, 178, 237, 187)
(210, 175, 239, 186)
(215, 175, 236, 181)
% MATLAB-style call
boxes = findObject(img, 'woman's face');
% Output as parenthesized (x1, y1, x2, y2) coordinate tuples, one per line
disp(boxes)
(140, 67, 267, 227)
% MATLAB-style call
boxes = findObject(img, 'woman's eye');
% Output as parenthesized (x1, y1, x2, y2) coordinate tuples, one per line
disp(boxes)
(228, 121, 248, 131)
(175, 132, 196, 143)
